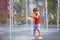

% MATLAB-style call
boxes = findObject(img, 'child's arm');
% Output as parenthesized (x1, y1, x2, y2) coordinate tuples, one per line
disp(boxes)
(34, 13, 40, 18)
(34, 15, 38, 18)
(29, 15, 34, 18)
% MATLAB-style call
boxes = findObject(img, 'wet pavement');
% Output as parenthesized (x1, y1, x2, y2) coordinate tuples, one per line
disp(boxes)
(11, 24, 60, 40)
(0, 24, 60, 40)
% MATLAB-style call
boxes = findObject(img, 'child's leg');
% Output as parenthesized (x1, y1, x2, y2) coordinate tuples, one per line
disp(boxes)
(6, 17, 8, 25)
(38, 30, 42, 37)
(33, 30, 36, 37)
(37, 24, 42, 37)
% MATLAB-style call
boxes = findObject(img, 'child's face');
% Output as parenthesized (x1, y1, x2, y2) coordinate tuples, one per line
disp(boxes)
(34, 11, 38, 15)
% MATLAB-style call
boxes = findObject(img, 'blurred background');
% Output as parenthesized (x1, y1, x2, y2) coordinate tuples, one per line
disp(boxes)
(11, 0, 60, 28)
(0, 0, 60, 27)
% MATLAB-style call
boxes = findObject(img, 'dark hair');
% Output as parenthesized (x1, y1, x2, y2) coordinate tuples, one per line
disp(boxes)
(33, 8, 39, 12)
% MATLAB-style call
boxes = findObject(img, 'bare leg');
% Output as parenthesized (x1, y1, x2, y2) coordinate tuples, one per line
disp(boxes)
(33, 30, 36, 37)
(38, 30, 42, 37)
(6, 18, 8, 26)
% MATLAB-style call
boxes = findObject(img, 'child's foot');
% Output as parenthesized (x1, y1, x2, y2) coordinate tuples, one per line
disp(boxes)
(38, 37, 42, 39)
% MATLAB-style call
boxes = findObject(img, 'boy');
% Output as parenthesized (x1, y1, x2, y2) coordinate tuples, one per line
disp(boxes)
(29, 8, 42, 39)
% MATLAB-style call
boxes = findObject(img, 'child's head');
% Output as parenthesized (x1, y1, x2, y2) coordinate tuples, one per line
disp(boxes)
(33, 8, 39, 14)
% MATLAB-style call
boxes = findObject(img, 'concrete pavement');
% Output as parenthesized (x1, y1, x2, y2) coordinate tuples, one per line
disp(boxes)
(0, 24, 60, 40)
(11, 24, 60, 40)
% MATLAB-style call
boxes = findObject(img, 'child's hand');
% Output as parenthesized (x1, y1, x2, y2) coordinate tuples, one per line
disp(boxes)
(28, 15, 34, 18)
(28, 15, 32, 17)
(29, 15, 32, 17)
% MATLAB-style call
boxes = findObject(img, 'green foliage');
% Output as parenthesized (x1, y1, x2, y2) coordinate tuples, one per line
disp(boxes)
(49, 18, 57, 24)
(48, 0, 57, 24)
(48, 0, 57, 14)
(16, 16, 26, 23)
(0, 12, 6, 24)
(19, 0, 25, 9)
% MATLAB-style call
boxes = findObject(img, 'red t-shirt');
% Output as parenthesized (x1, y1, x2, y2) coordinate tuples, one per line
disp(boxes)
(34, 14, 40, 24)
